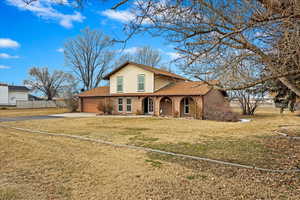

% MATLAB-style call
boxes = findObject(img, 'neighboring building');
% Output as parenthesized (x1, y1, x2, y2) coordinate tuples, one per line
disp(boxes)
(78, 62, 232, 120)
(0, 83, 30, 105)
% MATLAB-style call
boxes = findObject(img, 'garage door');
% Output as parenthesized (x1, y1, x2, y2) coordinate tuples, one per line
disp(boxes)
(82, 97, 103, 113)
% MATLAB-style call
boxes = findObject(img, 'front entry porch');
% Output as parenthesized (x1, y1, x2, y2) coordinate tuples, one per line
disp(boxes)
(142, 97, 154, 115)
(138, 95, 203, 119)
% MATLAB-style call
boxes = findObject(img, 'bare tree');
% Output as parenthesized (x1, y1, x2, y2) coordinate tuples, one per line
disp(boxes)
(24, 67, 74, 100)
(117, 46, 162, 67)
(112, 0, 300, 95)
(231, 87, 266, 115)
(134, 46, 162, 67)
(216, 58, 267, 115)
(64, 27, 115, 90)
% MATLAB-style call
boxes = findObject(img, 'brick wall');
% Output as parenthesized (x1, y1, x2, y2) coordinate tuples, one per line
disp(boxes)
(203, 90, 238, 121)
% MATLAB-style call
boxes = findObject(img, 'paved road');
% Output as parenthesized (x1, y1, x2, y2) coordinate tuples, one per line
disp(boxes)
(0, 115, 63, 122)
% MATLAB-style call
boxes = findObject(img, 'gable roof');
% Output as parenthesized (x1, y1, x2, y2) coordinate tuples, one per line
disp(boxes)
(103, 61, 187, 80)
(77, 81, 222, 97)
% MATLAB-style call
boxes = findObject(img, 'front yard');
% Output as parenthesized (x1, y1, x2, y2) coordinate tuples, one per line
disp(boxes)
(0, 107, 299, 199)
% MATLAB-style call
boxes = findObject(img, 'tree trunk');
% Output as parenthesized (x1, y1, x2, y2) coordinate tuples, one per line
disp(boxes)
(279, 77, 300, 97)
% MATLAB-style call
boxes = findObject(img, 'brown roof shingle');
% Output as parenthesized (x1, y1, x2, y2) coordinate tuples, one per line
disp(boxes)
(77, 81, 220, 97)
(78, 86, 110, 97)
(103, 61, 187, 80)
(154, 81, 213, 96)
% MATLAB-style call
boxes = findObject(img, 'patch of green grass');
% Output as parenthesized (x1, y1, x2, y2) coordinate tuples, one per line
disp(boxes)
(86, 124, 119, 129)
(129, 135, 159, 145)
(147, 152, 174, 162)
(144, 140, 271, 167)
(145, 159, 162, 168)
(0, 188, 18, 200)
(119, 127, 151, 136)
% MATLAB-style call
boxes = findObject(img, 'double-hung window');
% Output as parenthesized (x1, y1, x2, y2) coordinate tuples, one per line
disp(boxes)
(137, 74, 145, 92)
(126, 99, 132, 112)
(184, 98, 189, 114)
(118, 98, 123, 112)
(117, 76, 123, 93)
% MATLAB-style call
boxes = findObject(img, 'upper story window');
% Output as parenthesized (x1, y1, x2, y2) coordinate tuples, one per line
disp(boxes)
(137, 74, 145, 92)
(117, 76, 123, 93)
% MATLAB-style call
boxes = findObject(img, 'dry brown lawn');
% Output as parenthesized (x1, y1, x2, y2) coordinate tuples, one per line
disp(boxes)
(0, 108, 67, 117)
(0, 107, 299, 199)
(4, 108, 300, 167)
(0, 126, 299, 200)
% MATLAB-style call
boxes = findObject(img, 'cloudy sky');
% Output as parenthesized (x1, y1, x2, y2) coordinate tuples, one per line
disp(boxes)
(0, 0, 179, 85)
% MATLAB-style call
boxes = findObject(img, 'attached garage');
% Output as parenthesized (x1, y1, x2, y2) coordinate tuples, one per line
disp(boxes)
(81, 97, 103, 113)
(77, 87, 110, 113)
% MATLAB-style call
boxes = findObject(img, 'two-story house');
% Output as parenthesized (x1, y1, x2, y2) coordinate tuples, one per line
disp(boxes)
(78, 62, 232, 120)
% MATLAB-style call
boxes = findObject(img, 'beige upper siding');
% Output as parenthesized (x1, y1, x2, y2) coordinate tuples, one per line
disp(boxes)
(110, 64, 154, 93)
(154, 75, 172, 91)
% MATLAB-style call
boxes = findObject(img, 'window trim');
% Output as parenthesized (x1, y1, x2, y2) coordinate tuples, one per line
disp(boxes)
(137, 74, 145, 92)
(184, 98, 189, 114)
(117, 76, 123, 93)
(126, 98, 132, 113)
(118, 98, 123, 112)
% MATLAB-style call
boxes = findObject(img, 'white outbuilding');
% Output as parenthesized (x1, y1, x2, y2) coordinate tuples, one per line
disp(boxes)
(0, 83, 29, 105)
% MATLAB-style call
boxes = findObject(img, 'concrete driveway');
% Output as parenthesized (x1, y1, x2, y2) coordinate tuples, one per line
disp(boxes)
(49, 113, 97, 118)
(0, 115, 63, 122)
(0, 113, 152, 122)
(0, 113, 96, 122)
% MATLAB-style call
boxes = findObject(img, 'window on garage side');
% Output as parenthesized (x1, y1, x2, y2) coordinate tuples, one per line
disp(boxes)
(126, 98, 132, 112)
(118, 98, 123, 112)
